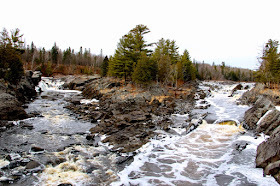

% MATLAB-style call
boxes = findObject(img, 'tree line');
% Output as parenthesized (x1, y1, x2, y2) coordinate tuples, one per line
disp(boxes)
(22, 41, 104, 76)
(0, 26, 255, 86)
(102, 24, 254, 86)
(255, 39, 280, 86)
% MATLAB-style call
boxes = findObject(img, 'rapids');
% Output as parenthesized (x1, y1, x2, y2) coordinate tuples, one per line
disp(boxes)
(0, 78, 278, 185)
(112, 81, 279, 186)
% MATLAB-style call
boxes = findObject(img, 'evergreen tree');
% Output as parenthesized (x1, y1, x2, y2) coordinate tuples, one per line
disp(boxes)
(152, 38, 179, 83)
(108, 24, 152, 81)
(181, 50, 196, 81)
(132, 53, 153, 85)
(0, 28, 24, 85)
(51, 42, 59, 64)
(63, 47, 72, 65)
(101, 56, 109, 77)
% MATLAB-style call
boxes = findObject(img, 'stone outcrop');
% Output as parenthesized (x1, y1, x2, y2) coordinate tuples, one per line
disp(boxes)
(0, 71, 41, 125)
(256, 109, 280, 135)
(243, 95, 275, 130)
(256, 132, 280, 184)
(66, 77, 196, 153)
(241, 83, 280, 183)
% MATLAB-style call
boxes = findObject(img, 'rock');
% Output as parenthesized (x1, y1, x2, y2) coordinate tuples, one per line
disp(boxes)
(30, 146, 45, 153)
(265, 160, 280, 176)
(31, 71, 42, 85)
(229, 84, 243, 97)
(25, 160, 41, 170)
(256, 133, 280, 183)
(86, 134, 101, 146)
(256, 109, 280, 135)
(20, 123, 34, 130)
(0, 93, 28, 120)
(243, 96, 274, 130)
(66, 75, 100, 90)
(58, 184, 73, 186)
(6, 153, 21, 161)
(234, 142, 248, 152)
(116, 155, 134, 171)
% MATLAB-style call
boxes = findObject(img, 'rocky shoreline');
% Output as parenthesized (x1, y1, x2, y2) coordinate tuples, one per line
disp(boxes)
(240, 84, 280, 184)
(65, 77, 280, 184)
(0, 71, 41, 131)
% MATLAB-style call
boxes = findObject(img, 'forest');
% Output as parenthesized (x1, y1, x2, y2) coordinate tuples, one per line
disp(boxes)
(1, 25, 267, 86)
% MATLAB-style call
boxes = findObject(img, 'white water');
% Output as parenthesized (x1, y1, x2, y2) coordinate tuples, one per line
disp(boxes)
(6, 78, 277, 185)
(112, 81, 278, 186)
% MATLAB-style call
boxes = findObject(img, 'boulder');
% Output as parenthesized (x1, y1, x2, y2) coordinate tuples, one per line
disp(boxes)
(243, 96, 274, 130)
(256, 133, 280, 183)
(229, 84, 243, 97)
(0, 93, 27, 120)
(256, 109, 280, 135)
(25, 160, 41, 170)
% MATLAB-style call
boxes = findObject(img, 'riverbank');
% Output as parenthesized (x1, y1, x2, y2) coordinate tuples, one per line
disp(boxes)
(0, 71, 41, 131)
(240, 83, 280, 184)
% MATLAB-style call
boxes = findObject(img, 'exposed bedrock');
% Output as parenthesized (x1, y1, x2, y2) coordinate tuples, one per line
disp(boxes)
(0, 71, 41, 123)
(240, 83, 280, 184)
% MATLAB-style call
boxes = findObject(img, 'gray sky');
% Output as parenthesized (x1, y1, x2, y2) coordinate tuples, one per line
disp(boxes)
(1, 0, 280, 69)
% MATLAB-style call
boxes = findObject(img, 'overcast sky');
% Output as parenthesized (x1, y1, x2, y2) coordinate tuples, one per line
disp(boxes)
(1, 0, 280, 69)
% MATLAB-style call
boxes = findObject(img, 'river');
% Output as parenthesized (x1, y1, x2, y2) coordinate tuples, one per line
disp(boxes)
(0, 78, 278, 185)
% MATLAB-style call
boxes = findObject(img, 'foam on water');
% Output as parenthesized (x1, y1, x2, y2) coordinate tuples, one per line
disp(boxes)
(37, 145, 119, 186)
(112, 122, 277, 186)
(38, 77, 81, 93)
(112, 81, 278, 186)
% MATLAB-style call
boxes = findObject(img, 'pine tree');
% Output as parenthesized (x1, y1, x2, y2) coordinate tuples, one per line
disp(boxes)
(101, 56, 109, 77)
(132, 53, 153, 85)
(51, 42, 59, 64)
(0, 28, 24, 85)
(181, 50, 196, 81)
(108, 24, 152, 81)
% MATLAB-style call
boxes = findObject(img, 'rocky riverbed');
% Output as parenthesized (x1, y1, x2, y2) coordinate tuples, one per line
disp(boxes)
(0, 75, 279, 185)
(65, 77, 196, 153)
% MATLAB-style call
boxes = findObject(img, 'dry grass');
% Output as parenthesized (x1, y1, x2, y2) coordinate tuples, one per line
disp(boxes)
(260, 88, 280, 97)
(150, 95, 170, 103)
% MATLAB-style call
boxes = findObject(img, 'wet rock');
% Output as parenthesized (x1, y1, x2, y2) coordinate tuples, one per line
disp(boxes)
(20, 123, 34, 130)
(234, 142, 248, 152)
(244, 96, 274, 130)
(6, 153, 21, 161)
(28, 111, 42, 118)
(229, 84, 243, 97)
(25, 160, 41, 170)
(256, 109, 280, 135)
(256, 133, 280, 183)
(116, 155, 134, 171)
(30, 146, 45, 153)
(7, 161, 20, 169)
(86, 134, 101, 146)
(58, 184, 73, 186)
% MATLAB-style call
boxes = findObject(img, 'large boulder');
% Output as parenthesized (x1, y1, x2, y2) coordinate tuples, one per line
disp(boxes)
(256, 109, 280, 135)
(0, 93, 27, 120)
(243, 96, 274, 129)
(256, 133, 280, 184)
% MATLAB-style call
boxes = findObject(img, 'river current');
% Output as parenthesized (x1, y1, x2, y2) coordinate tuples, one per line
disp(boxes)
(0, 78, 278, 186)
